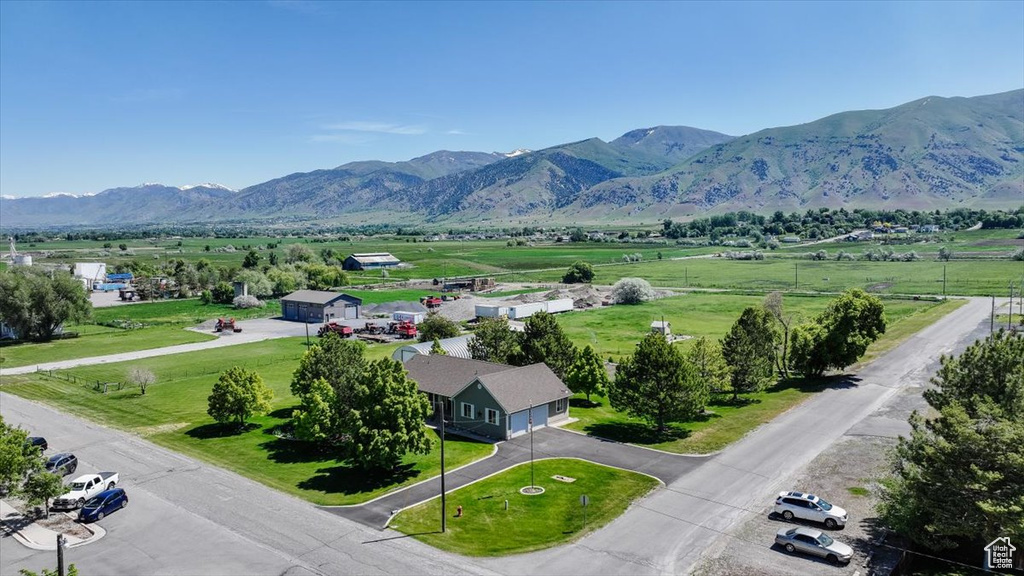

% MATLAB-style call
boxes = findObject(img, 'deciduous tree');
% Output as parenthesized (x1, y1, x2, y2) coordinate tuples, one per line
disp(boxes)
(342, 359, 432, 470)
(0, 416, 42, 495)
(290, 334, 366, 407)
(564, 345, 609, 402)
(292, 377, 339, 444)
(207, 367, 274, 427)
(789, 289, 886, 377)
(128, 367, 155, 396)
(417, 312, 460, 342)
(762, 291, 793, 378)
(562, 261, 595, 284)
(469, 317, 521, 365)
(0, 269, 92, 341)
(22, 472, 65, 519)
(610, 277, 655, 304)
(685, 337, 731, 395)
(518, 312, 577, 379)
(609, 333, 708, 434)
(721, 307, 777, 400)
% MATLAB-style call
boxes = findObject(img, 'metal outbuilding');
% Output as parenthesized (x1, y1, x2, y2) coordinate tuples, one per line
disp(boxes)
(280, 290, 362, 323)
(392, 334, 475, 362)
(342, 253, 401, 271)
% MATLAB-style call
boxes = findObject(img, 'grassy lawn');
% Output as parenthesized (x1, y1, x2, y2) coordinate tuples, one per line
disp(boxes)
(0, 325, 215, 368)
(0, 337, 492, 505)
(390, 458, 659, 556)
(563, 296, 963, 454)
(92, 299, 280, 326)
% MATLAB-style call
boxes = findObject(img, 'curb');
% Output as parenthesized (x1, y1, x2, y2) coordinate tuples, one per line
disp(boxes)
(0, 502, 106, 550)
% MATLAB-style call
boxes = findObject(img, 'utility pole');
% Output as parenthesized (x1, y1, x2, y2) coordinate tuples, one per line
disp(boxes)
(440, 401, 447, 533)
(57, 534, 65, 576)
(942, 264, 947, 300)
(794, 263, 798, 290)
(991, 296, 996, 334)
(1009, 282, 1015, 331)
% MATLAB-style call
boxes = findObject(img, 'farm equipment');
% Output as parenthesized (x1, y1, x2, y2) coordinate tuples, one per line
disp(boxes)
(318, 322, 354, 338)
(215, 318, 242, 333)
(441, 294, 461, 301)
(355, 322, 387, 335)
(387, 320, 418, 339)
(420, 295, 442, 309)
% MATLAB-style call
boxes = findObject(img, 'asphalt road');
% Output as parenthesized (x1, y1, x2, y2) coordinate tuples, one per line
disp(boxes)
(1, 297, 996, 576)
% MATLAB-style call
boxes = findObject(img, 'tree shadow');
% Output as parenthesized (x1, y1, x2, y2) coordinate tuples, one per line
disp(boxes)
(569, 398, 603, 409)
(259, 435, 340, 465)
(268, 407, 296, 419)
(185, 422, 260, 439)
(297, 463, 420, 496)
(583, 421, 693, 445)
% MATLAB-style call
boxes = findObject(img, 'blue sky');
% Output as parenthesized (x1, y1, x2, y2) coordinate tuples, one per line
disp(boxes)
(1, 1, 1022, 197)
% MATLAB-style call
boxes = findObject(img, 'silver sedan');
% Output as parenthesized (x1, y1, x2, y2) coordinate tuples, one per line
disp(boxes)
(775, 526, 854, 565)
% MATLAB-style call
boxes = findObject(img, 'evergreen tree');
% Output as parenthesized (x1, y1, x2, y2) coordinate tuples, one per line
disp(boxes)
(242, 249, 261, 269)
(721, 307, 778, 400)
(342, 359, 432, 470)
(685, 337, 731, 395)
(429, 338, 447, 355)
(564, 345, 609, 402)
(609, 333, 708, 434)
(207, 367, 273, 427)
(518, 312, 578, 378)
(879, 331, 1024, 550)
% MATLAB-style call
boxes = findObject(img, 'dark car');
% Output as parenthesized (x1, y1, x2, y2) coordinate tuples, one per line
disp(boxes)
(45, 453, 78, 476)
(26, 437, 48, 452)
(78, 488, 128, 522)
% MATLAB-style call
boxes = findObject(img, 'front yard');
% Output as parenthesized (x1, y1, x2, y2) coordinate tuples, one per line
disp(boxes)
(390, 458, 660, 556)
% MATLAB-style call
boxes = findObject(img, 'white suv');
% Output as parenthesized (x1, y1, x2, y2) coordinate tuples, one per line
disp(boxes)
(774, 491, 848, 529)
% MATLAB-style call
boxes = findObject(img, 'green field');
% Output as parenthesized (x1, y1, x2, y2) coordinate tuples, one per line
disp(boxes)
(0, 338, 493, 505)
(0, 325, 215, 368)
(92, 299, 280, 326)
(390, 458, 660, 556)
(560, 296, 964, 454)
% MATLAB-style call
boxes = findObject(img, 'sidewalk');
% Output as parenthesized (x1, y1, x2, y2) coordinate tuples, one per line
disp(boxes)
(0, 500, 104, 550)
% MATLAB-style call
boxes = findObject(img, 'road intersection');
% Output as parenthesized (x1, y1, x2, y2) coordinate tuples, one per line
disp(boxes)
(1, 297, 994, 576)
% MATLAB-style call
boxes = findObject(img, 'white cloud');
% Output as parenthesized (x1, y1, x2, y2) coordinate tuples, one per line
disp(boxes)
(446, 129, 467, 135)
(323, 121, 427, 135)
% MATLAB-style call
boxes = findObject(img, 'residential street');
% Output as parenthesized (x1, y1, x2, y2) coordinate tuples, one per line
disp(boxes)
(1, 297, 996, 576)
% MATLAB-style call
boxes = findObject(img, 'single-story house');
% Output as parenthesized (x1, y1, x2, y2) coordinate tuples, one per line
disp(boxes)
(392, 334, 474, 362)
(280, 290, 362, 323)
(651, 320, 671, 336)
(919, 225, 941, 234)
(404, 354, 571, 440)
(342, 253, 401, 271)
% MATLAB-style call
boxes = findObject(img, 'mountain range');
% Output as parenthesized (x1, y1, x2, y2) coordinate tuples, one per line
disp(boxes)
(2, 90, 1021, 228)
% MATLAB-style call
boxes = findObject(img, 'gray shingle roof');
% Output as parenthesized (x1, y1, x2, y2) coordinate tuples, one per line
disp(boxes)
(281, 290, 362, 305)
(403, 354, 508, 397)
(473, 363, 571, 414)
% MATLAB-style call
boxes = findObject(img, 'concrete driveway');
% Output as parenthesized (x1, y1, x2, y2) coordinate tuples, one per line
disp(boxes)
(324, 427, 704, 528)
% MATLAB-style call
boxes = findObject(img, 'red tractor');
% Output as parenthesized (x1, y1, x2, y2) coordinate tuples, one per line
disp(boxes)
(420, 295, 442, 309)
(317, 322, 354, 338)
(215, 318, 242, 333)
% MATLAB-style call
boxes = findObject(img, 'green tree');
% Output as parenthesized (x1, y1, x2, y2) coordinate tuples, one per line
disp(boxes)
(268, 251, 279, 266)
(211, 281, 234, 304)
(290, 334, 366, 406)
(285, 243, 316, 264)
(685, 337, 731, 395)
(878, 331, 1024, 551)
(207, 367, 273, 427)
(429, 338, 447, 355)
(19, 565, 78, 576)
(292, 377, 339, 444)
(721, 307, 777, 400)
(0, 269, 92, 341)
(416, 312, 460, 343)
(569, 228, 587, 242)
(518, 312, 577, 379)
(342, 358, 432, 470)
(562, 261, 595, 284)
(242, 249, 261, 269)
(22, 472, 66, 519)
(937, 246, 953, 261)
(762, 291, 793, 378)
(233, 269, 273, 298)
(789, 289, 886, 377)
(302, 263, 348, 290)
(564, 345, 609, 402)
(0, 416, 42, 494)
(469, 317, 521, 364)
(609, 333, 708, 434)
(128, 367, 155, 396)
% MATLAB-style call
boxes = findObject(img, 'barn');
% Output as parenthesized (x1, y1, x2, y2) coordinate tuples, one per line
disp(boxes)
(342, 253, 401, 271)
(280, 290, 362, 323)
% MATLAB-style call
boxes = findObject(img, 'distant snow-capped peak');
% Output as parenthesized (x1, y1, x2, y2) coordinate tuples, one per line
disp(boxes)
(42, 192, 79, 198)
(502, 148, 531, 158)
(180, 183, 235, 191)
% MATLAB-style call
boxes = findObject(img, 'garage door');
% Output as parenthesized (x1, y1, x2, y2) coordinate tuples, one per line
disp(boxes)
(510, 406, 549, 438)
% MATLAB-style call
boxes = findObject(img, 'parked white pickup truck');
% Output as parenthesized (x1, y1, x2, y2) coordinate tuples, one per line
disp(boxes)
(52, 472, 119, 510)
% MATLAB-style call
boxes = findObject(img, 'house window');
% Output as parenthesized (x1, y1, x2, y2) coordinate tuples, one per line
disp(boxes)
(556, 398, 567, 412)
(461, 402, 474, 419)
(486, 408, 498, 425)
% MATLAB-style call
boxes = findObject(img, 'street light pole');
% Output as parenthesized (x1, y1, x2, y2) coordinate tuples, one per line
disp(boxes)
(57, 534, 65, 576)
(529, 400, 535, 490)
(440, 400, 447, 533)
